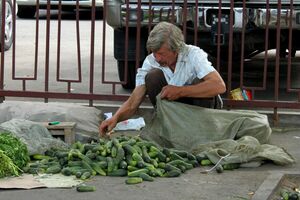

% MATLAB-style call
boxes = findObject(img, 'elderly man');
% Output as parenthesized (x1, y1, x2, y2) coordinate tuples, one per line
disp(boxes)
(99, 21, 226, 136)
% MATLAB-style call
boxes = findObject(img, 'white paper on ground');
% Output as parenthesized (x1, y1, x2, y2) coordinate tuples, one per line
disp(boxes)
(113, 117, 146, 131)
(35, 174, 83, 188)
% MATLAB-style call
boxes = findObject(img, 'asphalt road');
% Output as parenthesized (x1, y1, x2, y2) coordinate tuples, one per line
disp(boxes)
(2, 10, 130, 103)
(1, 10, 300, 104)
(0, 11, 299, 200)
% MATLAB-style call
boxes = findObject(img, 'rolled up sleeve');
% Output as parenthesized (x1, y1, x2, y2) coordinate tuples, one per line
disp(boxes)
(192, 48, 215, 79)
(135, 55, 157, 86)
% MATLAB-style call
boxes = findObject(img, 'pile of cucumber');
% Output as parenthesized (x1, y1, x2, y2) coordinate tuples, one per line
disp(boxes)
(23, 135, 239, 185)
(280, 189, 300, 200)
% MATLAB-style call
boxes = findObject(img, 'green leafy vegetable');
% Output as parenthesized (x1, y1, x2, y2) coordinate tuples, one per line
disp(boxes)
(0, 132, 30, 178)
(0, 150, 20, 178)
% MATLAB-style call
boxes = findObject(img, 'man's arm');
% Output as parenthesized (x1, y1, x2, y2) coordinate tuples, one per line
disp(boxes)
(160, 71, 226, 100)
(99, 85, 146, 136)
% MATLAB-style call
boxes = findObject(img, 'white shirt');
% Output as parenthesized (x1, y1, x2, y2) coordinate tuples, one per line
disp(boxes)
(135, 44, 216, 87)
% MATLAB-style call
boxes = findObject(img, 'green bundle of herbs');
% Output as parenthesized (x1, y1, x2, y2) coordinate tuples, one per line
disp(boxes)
(0, 132, 30, 177)
(0, 150, 20, 178)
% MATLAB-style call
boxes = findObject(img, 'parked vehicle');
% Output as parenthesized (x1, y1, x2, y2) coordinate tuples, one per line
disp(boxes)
(16, 0, 103, 18)
(0, 0, 14, 51)
(106, 0, 300, 89)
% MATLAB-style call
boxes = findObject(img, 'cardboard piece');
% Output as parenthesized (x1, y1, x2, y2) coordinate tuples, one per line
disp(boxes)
(0, 174, 46, 189)
(0, 174, 83, 190)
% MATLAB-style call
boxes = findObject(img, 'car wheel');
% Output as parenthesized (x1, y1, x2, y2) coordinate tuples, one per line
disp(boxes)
(0, 0, 13, 51)
(17, 5, 36, 18)
(117, 60, 140, 89)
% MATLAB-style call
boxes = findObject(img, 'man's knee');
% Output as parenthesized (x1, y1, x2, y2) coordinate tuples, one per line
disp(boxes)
(145, 69, 165, 85)
(145, 69, 167, 106)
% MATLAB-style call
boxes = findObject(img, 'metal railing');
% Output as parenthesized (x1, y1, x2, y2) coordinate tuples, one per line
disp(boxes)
(0, 0, 300, 124)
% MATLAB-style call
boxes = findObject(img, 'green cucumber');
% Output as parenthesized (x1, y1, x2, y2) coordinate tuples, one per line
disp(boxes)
(156, 151, 167, 162)
(125, 177, 143, 184)
(55, 151, 69, 159)
(112, 138, 121, 148)
(45, 165, 61, 174)
(107, 169, 127, 177)
(169, 152, 185, 161)
(67, 160, 83, 167)
(96, 155, 107, 162)
(164, 169, 181, 177)
(81, 160, 96, 175)
(100, 148, 107, 157)
(136, 141, 156, 148)
(72, 142, 85, 153)
(132, 153, 144, 162)
(149, 146, 160, 152)
(127, 165, 139, 172)
(170, 149, 188, 157)
(97, 161, 108, 169)
(216, 165, 224, 173)
(162, 148, 171, 156)
(142, 146, 152, 163)
(61, 168, 72, 176)
(106, 157, 114, 173)
(164, 163, 181, 172)
(76, 185, 96, 192)
(32, 154, 50, 160)
(149, 168, 163, 177)
(75, 169, 91, 178)
(91, 144, 104, 153)
(139, 172, 154, 181)
(200, 159, 213, 166)
(222, 163, 240, 170)
(128, 168, 149, 177)
(127, 158, 137, 167)
(150, 159, 158, 168)
(90, 162, 106, 176)
(104, 140, 113, 154)
(137, 161, 146, 168)
(86, 151, 97, 160)
(187, 153, 196, 161)
(111, 146, 117, 158)
(114, 147, 125, 165)
(123, 144, 138, 155)
(195, 153, 207, 162)
(83, 144, 97, 152)
(132, 145, 143, 155)
(158, 162, 166, 169)
(80, 171, 92, 180)
(186, 159, 199, 167)
(119, 160, 128, 169)
(177, 165, 186, 173)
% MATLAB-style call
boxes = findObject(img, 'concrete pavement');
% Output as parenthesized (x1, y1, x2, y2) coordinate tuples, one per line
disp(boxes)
(1, 106, 300, 200)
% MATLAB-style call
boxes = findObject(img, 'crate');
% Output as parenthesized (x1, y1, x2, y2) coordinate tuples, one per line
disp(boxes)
(40, 122, 76, 144)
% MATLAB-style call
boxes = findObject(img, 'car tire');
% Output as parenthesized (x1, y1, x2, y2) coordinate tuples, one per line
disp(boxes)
(17, 5, 36, 18)
(0, 0, 13, 51)
(117, 60, 140, 89)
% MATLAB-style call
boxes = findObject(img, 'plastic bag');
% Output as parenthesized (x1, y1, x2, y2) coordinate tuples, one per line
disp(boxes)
(141, 97, 294, 165)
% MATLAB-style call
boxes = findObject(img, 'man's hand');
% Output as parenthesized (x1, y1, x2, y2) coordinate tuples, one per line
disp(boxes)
(98, 85, 146, 137)
(160, 85, 182, 101)
(99, 117, 117, 137)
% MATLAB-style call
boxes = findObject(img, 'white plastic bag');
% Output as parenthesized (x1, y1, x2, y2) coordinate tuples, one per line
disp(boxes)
(114, 117, 146, 131)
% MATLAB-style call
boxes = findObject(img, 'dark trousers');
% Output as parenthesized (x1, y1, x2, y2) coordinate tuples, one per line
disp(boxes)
(145, 68, 221, 109)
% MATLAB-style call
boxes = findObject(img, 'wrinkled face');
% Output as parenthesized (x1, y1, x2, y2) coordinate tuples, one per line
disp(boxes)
(153, 43, 178, 67)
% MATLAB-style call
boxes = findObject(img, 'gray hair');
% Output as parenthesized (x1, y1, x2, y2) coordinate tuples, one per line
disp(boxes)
(146, 22, 185, 53)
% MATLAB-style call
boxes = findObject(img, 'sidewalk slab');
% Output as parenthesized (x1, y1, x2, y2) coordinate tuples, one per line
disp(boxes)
(0, 104, 299, 200)
(252, 171, 300, 200)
